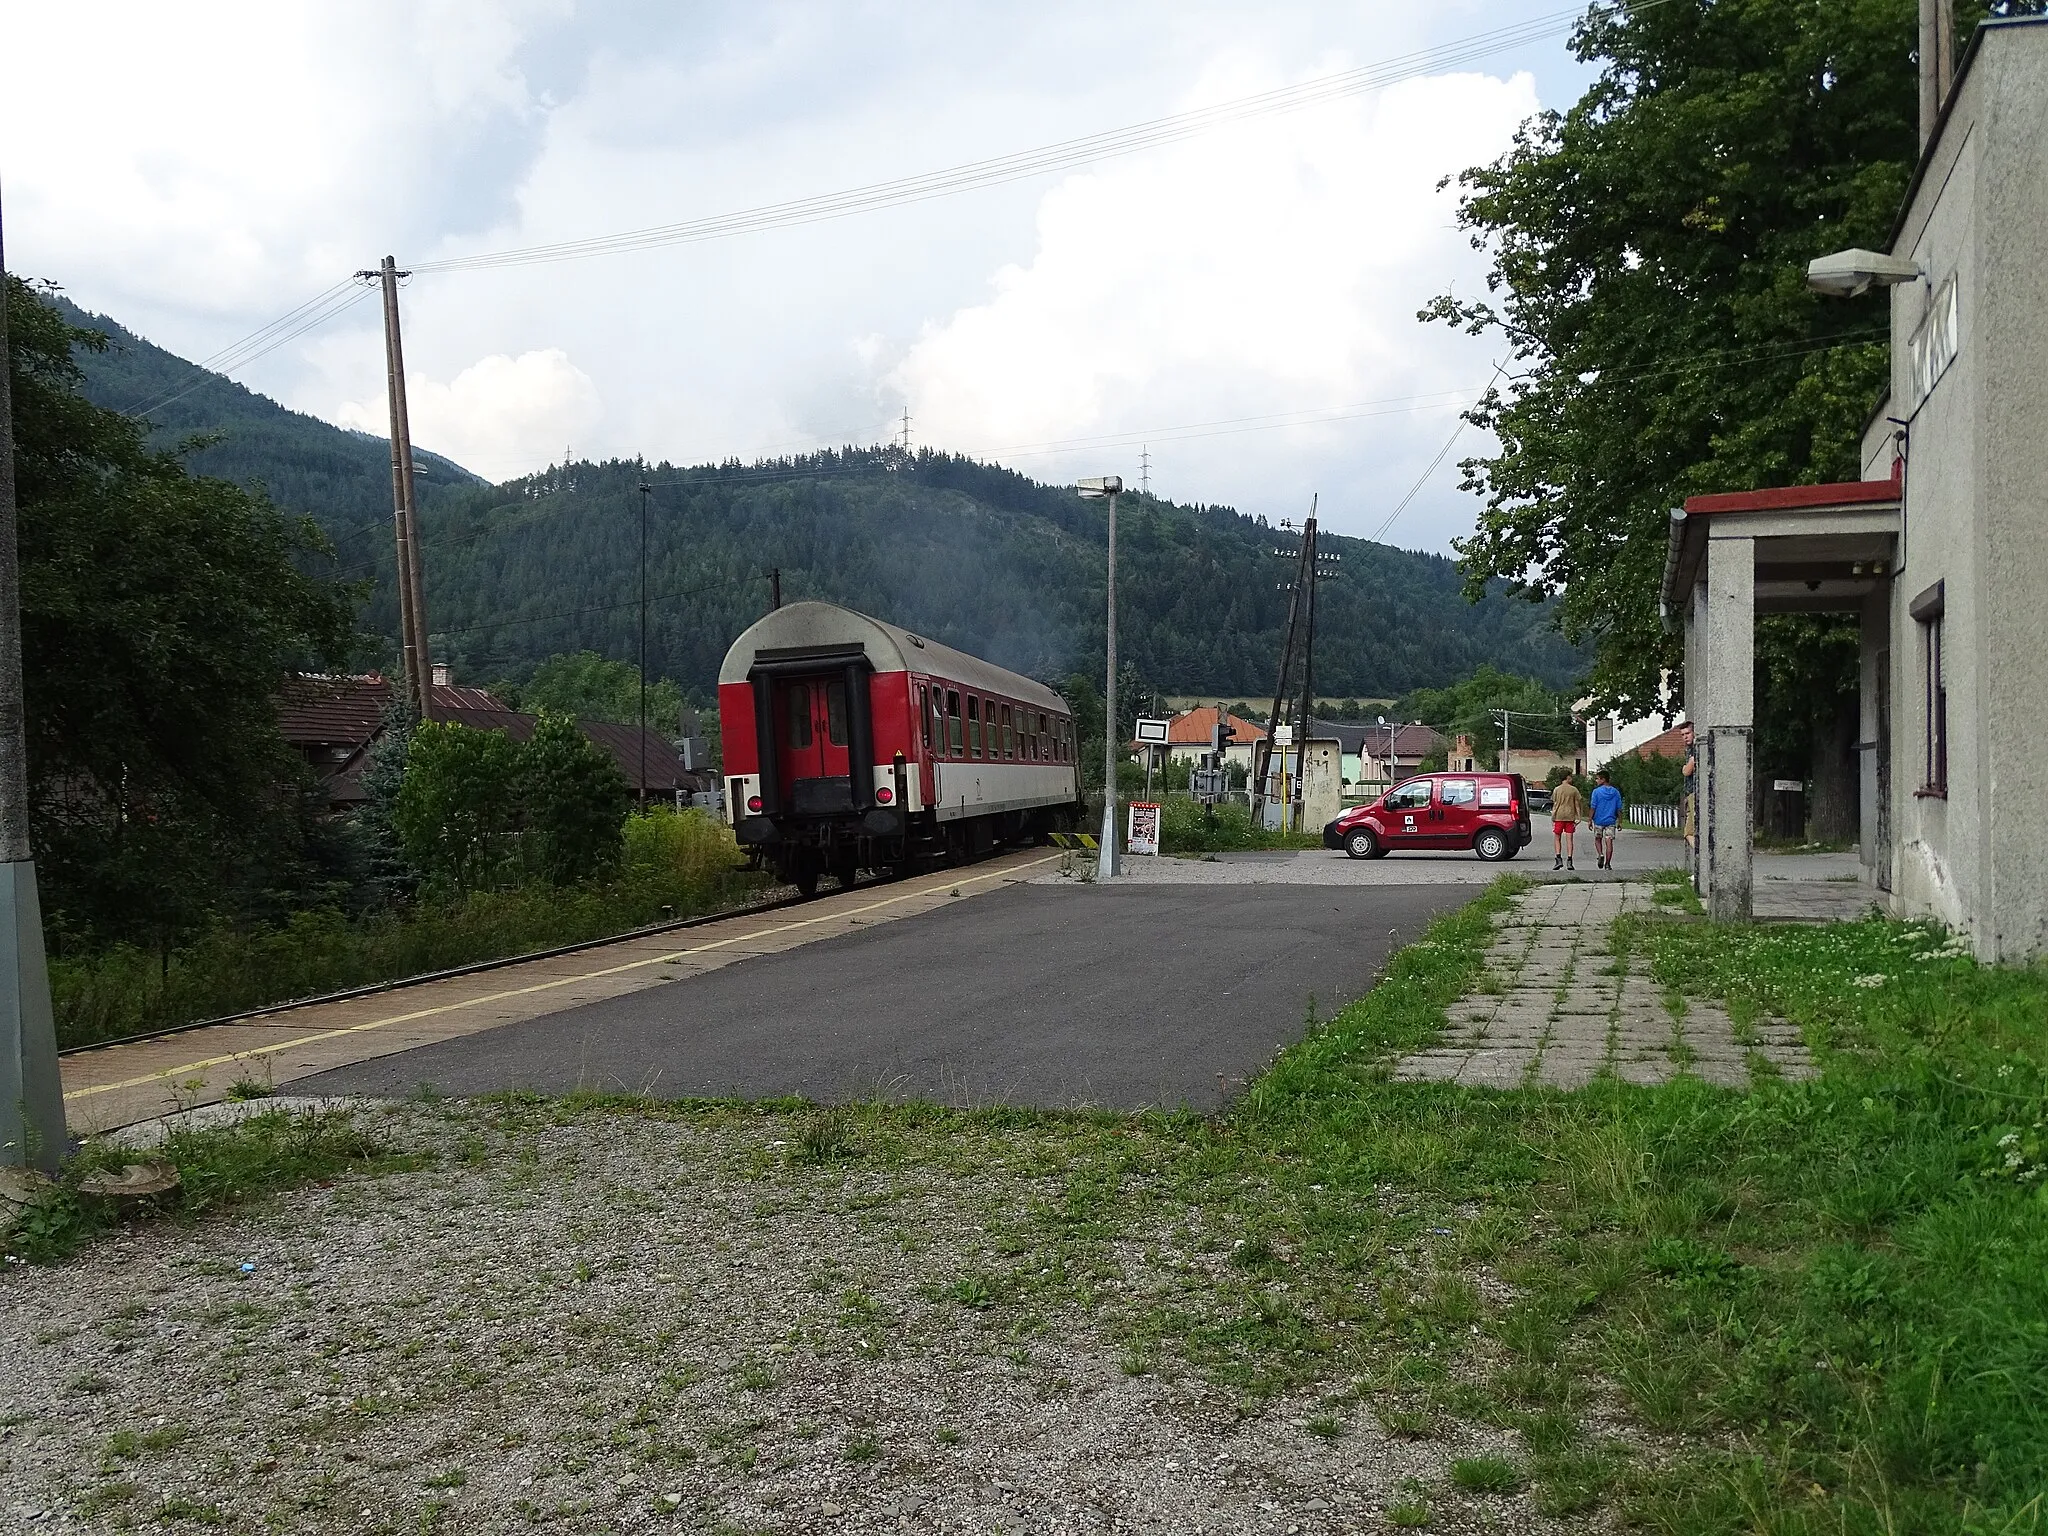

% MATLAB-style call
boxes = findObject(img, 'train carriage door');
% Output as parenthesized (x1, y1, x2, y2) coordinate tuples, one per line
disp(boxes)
(774, 675, 852, 804)
(775, 679, 822, 790)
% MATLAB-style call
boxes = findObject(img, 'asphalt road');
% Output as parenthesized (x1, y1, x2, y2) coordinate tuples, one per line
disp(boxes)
(293, 882, 1470, 1112)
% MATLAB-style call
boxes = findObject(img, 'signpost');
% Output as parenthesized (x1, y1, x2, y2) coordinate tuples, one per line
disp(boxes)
(1127, 801, 1161, 856)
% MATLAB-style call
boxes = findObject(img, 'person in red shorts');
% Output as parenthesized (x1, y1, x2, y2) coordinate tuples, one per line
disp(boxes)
(1548, 774, 1584, 871)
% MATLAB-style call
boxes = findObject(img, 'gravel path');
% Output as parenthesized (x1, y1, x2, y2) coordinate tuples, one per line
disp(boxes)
(1395, 883, 1815, 1090)
(2, 1104, 1577, 1535)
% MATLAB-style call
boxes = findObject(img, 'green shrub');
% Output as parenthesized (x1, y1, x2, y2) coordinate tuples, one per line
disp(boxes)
(50, 810, 761, 1049)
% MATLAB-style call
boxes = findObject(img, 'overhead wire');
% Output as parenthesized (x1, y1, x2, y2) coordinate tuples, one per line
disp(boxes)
(410, 7, 1613, 276)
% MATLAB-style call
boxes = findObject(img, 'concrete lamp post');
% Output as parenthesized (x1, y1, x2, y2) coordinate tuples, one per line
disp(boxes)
(1078, 475, 1122, 879)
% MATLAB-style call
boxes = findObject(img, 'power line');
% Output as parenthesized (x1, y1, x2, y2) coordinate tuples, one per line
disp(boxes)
(411, 7, 1612, 277)
(124, 282, 375, 419)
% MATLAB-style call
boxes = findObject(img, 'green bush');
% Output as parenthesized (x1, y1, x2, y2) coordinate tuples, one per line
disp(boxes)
(50, 809, 760, 1049)
(1156, 798, 1318, 854)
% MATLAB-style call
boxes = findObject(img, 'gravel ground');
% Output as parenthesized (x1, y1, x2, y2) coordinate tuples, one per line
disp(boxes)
(1, 1103, 1596, 1535)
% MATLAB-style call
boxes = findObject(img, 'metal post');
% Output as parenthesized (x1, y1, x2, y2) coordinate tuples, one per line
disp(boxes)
(1100, 487, 1120, 878)
(638, 484, 651, 808)
(0, 189, 67, 1170)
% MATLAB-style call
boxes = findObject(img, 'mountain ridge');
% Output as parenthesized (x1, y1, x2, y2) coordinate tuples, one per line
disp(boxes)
(59, 300, 1585, 698)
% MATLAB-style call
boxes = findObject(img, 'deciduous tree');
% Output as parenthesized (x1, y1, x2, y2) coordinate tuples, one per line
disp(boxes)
(6, 277, 359, 946)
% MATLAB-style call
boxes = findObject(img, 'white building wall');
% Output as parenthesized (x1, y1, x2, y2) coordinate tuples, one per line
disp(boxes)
(1878, 23, 2048, 960)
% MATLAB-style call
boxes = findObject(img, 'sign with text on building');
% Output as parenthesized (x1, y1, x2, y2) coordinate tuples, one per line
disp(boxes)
(1127, 801, 1161, 856)
(1271, 724, 1294, 746)
(1135, 717, 1170, 745)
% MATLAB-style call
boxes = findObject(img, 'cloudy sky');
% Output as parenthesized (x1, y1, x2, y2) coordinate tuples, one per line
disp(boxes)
(2, 1, 1596, 551)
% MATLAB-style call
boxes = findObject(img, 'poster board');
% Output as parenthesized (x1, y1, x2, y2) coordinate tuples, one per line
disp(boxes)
(1127, 801, 1161, 856)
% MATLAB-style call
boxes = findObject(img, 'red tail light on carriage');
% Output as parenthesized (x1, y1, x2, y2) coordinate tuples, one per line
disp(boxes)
(746, 794, 764, 813)
(875, 786, 893, 804)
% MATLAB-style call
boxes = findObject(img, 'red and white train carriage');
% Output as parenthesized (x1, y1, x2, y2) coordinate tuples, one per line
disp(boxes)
(719, 601, 1081, 894)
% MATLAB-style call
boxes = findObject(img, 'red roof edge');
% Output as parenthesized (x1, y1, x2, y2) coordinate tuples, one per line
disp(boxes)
(1681, 474, 1900, 517)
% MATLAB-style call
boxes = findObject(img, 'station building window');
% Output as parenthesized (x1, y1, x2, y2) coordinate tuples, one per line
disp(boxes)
(1914, 581, 1947, 795)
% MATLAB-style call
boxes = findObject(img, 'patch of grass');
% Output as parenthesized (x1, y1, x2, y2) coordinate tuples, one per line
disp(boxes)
(74, 1481, 139, 1517)
(789, 1108, 858, 1165)
(154, 1494, 229, 1525)
(1387, 1497, 1430, 1528)
(1305, 1411, 1345, 1439)
(5, 1108, 412, 1264)
(224, 1077, 274, 1101)
(1449, 1455, 1523, 1494)
(842, 1434, 879, 1463)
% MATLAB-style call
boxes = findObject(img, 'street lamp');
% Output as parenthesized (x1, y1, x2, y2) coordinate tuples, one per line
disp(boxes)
(1078, 475, 1122, 878)
(1805, 248, 1922, 298)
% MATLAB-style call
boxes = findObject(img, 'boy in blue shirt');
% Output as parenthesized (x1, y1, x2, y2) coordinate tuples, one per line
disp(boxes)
(1590, 769, 1623, 870)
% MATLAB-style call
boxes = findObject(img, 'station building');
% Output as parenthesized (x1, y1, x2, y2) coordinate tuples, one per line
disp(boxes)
(1662, 13, 2048, 959)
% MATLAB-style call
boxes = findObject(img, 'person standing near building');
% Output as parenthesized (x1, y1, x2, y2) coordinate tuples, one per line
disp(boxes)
(1590, 768, 1623, 870)
(1549, 773, 1585, 871)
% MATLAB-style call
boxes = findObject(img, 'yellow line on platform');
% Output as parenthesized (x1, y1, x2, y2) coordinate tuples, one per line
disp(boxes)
(64, 853, 1062, 1102)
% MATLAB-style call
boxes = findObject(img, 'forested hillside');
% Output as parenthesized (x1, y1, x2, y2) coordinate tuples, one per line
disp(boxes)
(58, 296, 479, 537)
(64, 302, 1584, 698)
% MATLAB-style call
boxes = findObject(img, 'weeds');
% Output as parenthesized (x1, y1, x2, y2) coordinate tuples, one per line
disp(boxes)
(5, 1108, 407, 1264)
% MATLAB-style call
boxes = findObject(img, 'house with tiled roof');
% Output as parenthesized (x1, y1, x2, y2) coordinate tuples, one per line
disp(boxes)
(1130, 706, 1267, 775)
(277, 674, 702, 809)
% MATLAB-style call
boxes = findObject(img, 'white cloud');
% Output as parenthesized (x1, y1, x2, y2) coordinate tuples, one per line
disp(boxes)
(4, 1, 1592, 552)
(338, 350, 600, 480)
(888, 64, 1537, 540)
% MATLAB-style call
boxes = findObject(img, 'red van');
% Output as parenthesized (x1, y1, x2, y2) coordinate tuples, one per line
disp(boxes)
(1322, 773, 1531, 861)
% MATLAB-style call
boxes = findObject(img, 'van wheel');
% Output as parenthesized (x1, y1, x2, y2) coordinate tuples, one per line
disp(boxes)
(1475, 827, 1511, 862)
(1345, 829, 1379, 860)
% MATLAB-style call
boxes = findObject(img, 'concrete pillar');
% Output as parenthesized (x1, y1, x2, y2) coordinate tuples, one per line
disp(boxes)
(1701, 533, 1754, 921)
(1684, 577, 1708, 892)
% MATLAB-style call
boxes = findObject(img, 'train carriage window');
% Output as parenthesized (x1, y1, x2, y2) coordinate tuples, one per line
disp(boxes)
(1000, 704, 1013, 759)
(824, 681, 848, 746)
(967, 697, 981, 758)
(1038, 712, 1049, 760)
(947, 691, 963, 753)
(918, 685, 930, 754)
(784, 684, 812, 747)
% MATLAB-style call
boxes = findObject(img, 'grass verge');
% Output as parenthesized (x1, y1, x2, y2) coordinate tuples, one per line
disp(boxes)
(19, 876, 2043, 1533)
(4, 1108, 417, 1264)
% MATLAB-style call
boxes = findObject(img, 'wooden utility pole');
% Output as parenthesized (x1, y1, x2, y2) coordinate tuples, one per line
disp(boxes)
(1252, 513, 1314, 827)
(0, 185, 67, 1169)
(768, 567, 781, 610)
(1295, 501, 1321, 826)
(363, 256, 433, 719)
